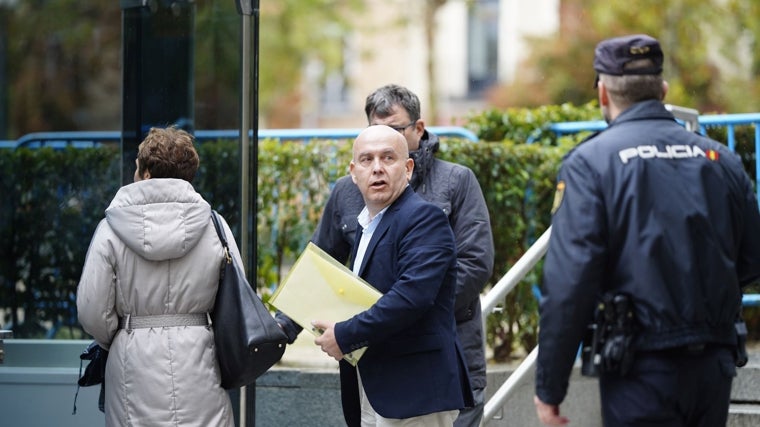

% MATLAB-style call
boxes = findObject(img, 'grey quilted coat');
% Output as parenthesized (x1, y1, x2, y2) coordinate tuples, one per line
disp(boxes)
(77, 178, 235, 427)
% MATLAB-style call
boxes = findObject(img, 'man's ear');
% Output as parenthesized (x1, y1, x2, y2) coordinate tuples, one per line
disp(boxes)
(661, 80, 669, 101)
(598, 81, 609, 107)
(412, 119, 425, 137)
(405, 158, 414, 181)
(349, 161, 357, 184)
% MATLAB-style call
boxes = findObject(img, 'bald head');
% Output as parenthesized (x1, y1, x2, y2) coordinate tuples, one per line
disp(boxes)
(350, 125, 414, 217)
(353, 125, 408, 160)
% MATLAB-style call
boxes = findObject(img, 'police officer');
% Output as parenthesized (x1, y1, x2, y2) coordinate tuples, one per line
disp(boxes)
(533, 34, 760, 426)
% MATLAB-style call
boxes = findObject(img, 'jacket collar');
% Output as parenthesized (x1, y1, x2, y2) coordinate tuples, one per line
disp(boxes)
(409, 130, 439, 191)
(353, 186, 415, 277)
(608, 99, 675, 128)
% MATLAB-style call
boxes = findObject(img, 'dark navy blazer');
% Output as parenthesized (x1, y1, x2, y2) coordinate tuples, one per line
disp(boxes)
(334, 186, 473, 423)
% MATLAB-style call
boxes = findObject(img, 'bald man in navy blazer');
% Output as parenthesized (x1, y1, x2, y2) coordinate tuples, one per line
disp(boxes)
(313, 125, 473, 426)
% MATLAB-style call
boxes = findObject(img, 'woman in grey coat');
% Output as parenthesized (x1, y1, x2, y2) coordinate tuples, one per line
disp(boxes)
(77, 127, 235, 426)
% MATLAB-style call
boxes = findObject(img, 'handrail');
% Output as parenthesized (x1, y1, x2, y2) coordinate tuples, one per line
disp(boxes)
(549, 120, 606, 135)
(195, 126, 480, 143)
(483, 346, 538, 423)
(481, 227, 551, 316)
(480, 228, 551, 424)
(0, 125, 479, 149)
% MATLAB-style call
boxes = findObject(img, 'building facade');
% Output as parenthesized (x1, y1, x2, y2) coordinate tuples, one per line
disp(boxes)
(311, 0, 560, 128)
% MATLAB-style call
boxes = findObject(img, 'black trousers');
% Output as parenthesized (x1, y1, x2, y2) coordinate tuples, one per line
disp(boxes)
(599, 345, 736, 427)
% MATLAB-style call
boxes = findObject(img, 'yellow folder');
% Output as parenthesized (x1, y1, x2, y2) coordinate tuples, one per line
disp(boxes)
(269, 242, 382, 365)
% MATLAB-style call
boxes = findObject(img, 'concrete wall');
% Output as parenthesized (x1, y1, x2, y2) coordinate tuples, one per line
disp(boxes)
(0, 340, 105, 427)
(255, 367, 343, 426)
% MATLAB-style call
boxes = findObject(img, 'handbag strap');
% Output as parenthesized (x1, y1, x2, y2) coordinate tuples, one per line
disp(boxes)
(210, 210, 232, 263)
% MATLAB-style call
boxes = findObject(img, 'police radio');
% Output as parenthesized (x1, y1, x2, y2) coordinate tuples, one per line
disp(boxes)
(581, 293, 636, 377)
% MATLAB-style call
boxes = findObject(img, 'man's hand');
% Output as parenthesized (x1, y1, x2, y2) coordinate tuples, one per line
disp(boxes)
(534, 395, 569, 426)
(312, 320, 343, 361)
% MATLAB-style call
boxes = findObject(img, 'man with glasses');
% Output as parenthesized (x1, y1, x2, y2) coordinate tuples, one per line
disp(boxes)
(277, 84, 494, 427)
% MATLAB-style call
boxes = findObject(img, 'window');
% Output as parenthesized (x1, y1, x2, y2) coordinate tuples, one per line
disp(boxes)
(467, 0, 499, 97)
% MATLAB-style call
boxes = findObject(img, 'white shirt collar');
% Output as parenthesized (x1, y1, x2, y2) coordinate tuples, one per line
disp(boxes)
(357, 205, 388, 231)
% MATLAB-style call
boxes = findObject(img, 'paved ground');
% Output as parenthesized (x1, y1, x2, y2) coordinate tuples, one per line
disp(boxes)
(278, 330, 339, 369)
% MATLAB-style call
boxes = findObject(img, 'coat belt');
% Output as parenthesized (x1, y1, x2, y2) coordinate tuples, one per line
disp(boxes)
(118, 313, 211, 332)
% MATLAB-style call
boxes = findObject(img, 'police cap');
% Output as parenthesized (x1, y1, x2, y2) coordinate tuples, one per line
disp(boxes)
(593, 34, 663, 87)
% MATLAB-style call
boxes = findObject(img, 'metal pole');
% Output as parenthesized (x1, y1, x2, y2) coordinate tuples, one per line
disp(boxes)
(238, 2, 252, 295)
(239, 12, 251, 426)
(235, 1, 258, 426)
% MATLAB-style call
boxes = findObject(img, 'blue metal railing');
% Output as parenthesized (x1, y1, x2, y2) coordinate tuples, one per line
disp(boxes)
(0, 125, 479, 150)
(550, 112, 760, 307)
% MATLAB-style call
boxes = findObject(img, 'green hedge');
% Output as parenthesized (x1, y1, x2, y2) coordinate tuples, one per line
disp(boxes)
(0, 147, 120, 338)
(1, 102, 757, 362)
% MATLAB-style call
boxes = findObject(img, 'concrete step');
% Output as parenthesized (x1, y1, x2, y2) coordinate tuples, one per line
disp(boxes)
(729, 404, 760, 427)
(481, 350, 760, 427)
(732, 358, 760, 402)
(729, 353, 760, 427)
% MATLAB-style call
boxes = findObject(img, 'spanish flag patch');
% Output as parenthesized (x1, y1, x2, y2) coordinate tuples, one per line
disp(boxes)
(706, 150, 719, 161)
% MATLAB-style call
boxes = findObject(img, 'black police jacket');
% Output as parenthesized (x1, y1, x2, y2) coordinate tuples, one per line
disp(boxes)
(535, 100, 760, 405)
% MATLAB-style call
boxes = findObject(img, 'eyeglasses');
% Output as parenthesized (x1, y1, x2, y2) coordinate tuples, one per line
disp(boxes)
(388, 121, 417, 134)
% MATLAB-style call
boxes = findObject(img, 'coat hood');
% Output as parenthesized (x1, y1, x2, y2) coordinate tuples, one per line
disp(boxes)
(105, 178, 211, 261)
(409, 130, 439, 191)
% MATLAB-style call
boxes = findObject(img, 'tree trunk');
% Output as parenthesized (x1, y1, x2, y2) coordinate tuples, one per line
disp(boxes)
(423, 0, 447, 125)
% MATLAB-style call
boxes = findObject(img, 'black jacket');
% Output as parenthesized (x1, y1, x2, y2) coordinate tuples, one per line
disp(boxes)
(277, 131, 494, 390)
(535, 100, 760, 405)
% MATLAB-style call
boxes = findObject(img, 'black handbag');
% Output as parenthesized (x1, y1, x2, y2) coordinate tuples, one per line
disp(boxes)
(72, 341, 107, 414)
(210, 211, 288, 389)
